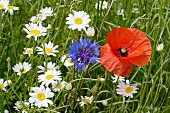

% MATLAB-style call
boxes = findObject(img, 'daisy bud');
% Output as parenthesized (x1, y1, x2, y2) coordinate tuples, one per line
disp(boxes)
(102, 100, 108, 106)
(47, 24, 52, 29)
(91, 85, 98, 96)
(99, 77, 105, 83)
(7, 80, 12, 85)
(65, 82, 72, 90)
(15, 101, 24, 110)
(56, 3, 59, 6)
(156, 43, 164, 51)
(85, 27, 95, 37)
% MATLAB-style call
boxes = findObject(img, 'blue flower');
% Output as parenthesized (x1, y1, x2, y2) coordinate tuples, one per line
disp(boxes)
(68, 38, 100, 71)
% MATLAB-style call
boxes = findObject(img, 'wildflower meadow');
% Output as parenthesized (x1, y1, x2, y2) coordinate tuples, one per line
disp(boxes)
(0, 0, 170, 113)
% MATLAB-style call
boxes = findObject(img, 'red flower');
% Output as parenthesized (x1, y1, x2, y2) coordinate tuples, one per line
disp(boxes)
(100, 27, 152, 76)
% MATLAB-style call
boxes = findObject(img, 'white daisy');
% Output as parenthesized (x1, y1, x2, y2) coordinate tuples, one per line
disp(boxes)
(37, 62, 59, 73)
(0, 78, 8, 91)
(111, 74, 125, 83)
(38, 70, 62, 87)
(85, 27, 95, 37)
(52, 81, 67, 92)
(4, 110, 9, 113)
(40, 7, 53, 17)
(0, 0, 9, 10)
(116, 80, 138, 98)
(156, 43, 164, 51)
(61, 55, 74, 67)
(36, 41, 59, 56)
(14, 101, 30, 113)
(117, 9, 125, 16)
(66, 11, 91, 31)
(95, 1, 108, 10)
(30, 14, 46, 24)
(5, 5, 19, 15)
(23, 48, 33, 56)
(29, 85, 54, 108)
(12, 62, 31, 76)
(23, 23, 47, 40)
(132, 8, 140, 14)
(79, 96, 93, 106)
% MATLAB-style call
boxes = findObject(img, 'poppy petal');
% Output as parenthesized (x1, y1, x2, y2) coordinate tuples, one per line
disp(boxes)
(100, 44, 133, 76)
(107, 28, 134, 53)
(127, 28, 152, 66)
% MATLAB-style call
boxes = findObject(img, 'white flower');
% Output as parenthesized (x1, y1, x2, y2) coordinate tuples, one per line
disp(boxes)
(101, 100, 108, 106)
(61, 55, 74, 67)
(95, 1, 108, 10)
(5, 5, 19, 15)
(0, 78, 8, 91)
(12, 62, 31, 76)
(111, 74, 125, 83)
(156, 43, 164, 51)
(0, 0, 9, 10)
(40, 7, 53, 17)
(85, 27, 95, 37)
(52, 81, 67, 92)
(14, 101, 30, 113)
(4, 110, 9, 113)
(66, 11, 91, 31)
(65, 82, 72, 90)
(29, 85, 54, 108)
(132, 8, 139, 14)
(36, 41, 59, 56)
(23, 48, 33, 56)
(30, 14, 46, 24)
(23, 23, 47, 40)
(117, 9, 125, 16)
(116, 80, 138, 98)
(80, 96, 93, 106)
(38, 70, 62, 87)
(37, 62, 59, 73)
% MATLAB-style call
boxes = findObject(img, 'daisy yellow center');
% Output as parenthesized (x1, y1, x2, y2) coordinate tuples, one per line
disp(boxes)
(0, 84, 4, 89)
(46, 12, 51, 16)
(56, 84, 62, 89)
(30, 30, 41, 36)
(47, 68, 52, 71)
(125, 86, 133, 93)
(74, 18, 83, 24)
(37, 92, 46, 101)
(27, 49, 33, 54)
(45, 48, 52, 53)
(46, 74, 54, 80)
(67, 58, 73, 63)
(102, 4, 105, 7)
(0, 4, 4, 8)
(84, 99, 91, 104)
(8, 6, 14, 9)
(20, 67, 27, 73)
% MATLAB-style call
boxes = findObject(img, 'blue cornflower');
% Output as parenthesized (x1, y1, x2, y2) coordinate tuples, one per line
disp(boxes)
(68, 38, 100, 71)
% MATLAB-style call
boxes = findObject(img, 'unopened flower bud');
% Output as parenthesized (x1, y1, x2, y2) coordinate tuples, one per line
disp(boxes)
(65, 82, 72, 90)
(85, 27, 95, 37)
(7, 80, 12, 85)
(47, 24, 52, 29)
(156, 43, 163, 51)
(102, 100, 108, 106)
(99, 77, 105, 83)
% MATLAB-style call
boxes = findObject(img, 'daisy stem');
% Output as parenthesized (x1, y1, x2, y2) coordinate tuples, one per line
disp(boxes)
(96, 0, 114, 41)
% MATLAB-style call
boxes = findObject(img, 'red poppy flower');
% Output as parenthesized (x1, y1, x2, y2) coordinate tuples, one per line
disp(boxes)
(100, 27, 152, 76)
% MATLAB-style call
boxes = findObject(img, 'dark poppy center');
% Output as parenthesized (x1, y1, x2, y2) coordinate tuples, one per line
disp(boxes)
(118, 48, 128, 57)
